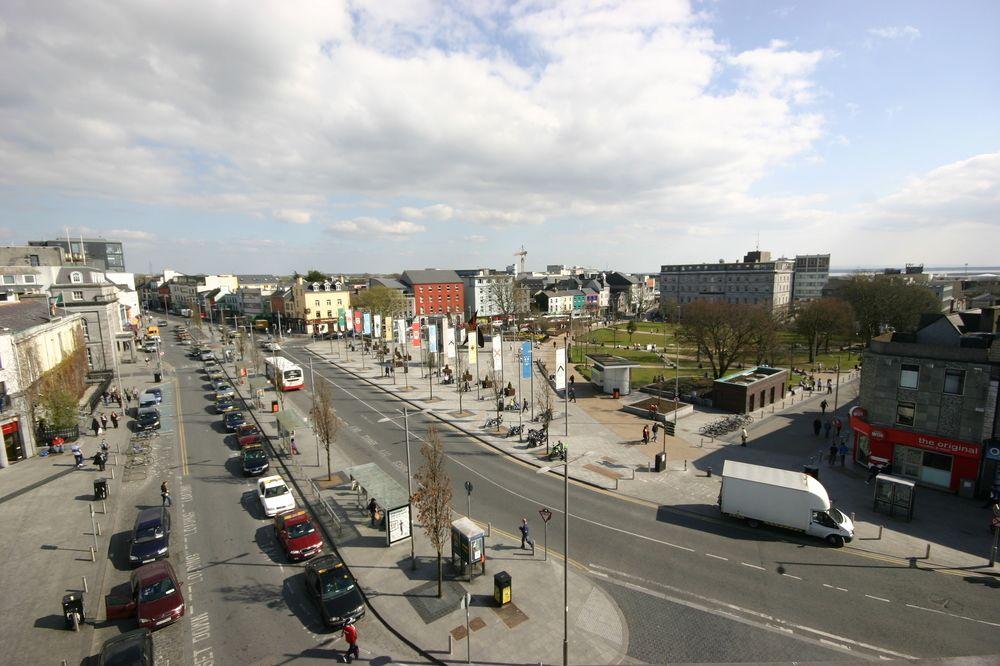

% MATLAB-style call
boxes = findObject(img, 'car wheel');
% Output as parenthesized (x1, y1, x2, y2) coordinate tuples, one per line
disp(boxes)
(826, 534, 845, 548)
(746, 519, 760, 528)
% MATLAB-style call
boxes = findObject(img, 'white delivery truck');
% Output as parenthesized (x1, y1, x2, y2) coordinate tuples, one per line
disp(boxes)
(719, 460, 854, 547)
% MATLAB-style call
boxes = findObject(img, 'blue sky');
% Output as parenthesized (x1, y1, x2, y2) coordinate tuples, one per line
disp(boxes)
(1, 1, 997, 275)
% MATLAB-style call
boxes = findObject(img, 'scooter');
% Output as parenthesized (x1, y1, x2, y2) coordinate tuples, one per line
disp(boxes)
(548, 441, 567, 461)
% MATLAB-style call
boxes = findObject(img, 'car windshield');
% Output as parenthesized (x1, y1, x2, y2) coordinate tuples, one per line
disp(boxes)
(828, 507, 847, 525)
(135, 525, 165, 543)
(139, 577, 176, 603)
(318, 569, 355, 599)
(264, 484, 288, 498)
(288, 521, 315, 539)
(245, 449, 266, 461)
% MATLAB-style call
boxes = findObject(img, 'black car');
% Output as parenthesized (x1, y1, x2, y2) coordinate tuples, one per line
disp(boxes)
(224, 411, 246, 431)
(98, 628, 153, 666)
(135, 407, 161, 431)
(241, 445, 269, 476)
(129, 507, 171, 565)
(304, 554, 366, 629)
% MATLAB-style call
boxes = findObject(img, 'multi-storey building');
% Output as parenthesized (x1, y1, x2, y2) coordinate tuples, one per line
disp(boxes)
(850, 308, 1000, 495)
(792, 254, 830, 302)
(659, 250, 794, 314)
(167, 274, 238, 311)
(290, 277, 351, 335)
(29, 237, 126, 272)
(49, 267, 136, 370)
(535, 290, 584, 315)
(462, 269, 523, 319)
(400, 270, 464, 318)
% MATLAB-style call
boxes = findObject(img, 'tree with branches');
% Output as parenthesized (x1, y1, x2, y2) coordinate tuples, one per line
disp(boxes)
(793, 298, 856, 362)
(487, 278, 518, 328)
(534, 379, 554, 452)
(304, 269, 329, 283)
(411, 426, 453, 598)
(309, 376, 340, 480)
(625, 320, 637, 346)
(836, 275, 939, 343)
(354, 285, 406, 320)
(678, 301, 774, 378)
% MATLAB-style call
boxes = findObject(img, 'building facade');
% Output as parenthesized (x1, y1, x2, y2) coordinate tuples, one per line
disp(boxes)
(29, 237, 126, 272)
(400, 270, 464, 318)
(290, 277, 351, 334)
(850, 309, 1000, 494)
(462, 270, 521, 318)
(660, 250, 794, 314)
(792, 254, 831, 302)
(49, 267, 134, 371)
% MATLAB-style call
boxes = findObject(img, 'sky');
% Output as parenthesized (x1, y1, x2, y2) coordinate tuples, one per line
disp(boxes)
(1, 0, 997, 275)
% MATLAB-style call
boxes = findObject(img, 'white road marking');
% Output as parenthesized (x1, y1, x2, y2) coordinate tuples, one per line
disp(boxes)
(741, 562, 765, 571)
(781, 573, 802, 580)
(904, 603, 1000, 628)
(705, 553, 728, 561)
(865, 595, 890, 603)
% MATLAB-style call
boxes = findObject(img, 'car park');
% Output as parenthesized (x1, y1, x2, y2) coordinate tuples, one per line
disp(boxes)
(106, 560, 185, 630)
(274, 509, 323, 560)
(128, 507, 171, 565)
(257, 475, 295, 517)
(241, 445, 269, 476)
(97, 628, 153, 666)
(223, 411, 246, 431)
(303, 554, 365, 628)
(215, 398, 237, 414)
(135, 407, 161, 431)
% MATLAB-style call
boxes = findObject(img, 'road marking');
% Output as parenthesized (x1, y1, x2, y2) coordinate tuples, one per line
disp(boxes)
(174, 378, 189, 476)
(741, 562, 766, 571)
(781, 573, 801, 580)
(904, 603, 1000, 628)
(865, 595, 890, 603)
(821, 583, 848, 592)
(705, 553, 728, 561)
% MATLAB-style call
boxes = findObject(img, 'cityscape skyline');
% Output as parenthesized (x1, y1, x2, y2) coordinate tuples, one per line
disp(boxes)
(1, 1, 997, 273)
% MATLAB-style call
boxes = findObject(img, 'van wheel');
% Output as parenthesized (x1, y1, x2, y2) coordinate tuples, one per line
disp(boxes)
(746, 519, 760, 528)
(826, 534, 845, 548)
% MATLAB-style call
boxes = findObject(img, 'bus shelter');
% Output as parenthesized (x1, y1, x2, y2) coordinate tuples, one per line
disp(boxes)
(347, 462, 412, 547)
(275, 410, 307, 455)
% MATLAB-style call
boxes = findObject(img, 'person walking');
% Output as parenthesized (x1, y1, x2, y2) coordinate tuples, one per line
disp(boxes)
(91, 416, 100, 437)
(866, 462, 882, 484)
(652, 422, 660, 443)
(823, 419, 832, 439)
(367, 497, 379, 527)
(642, 425, 650, 445)
(290, 434, 298, 455)
(93, 450, 107, 472)
(827, 378, 833, 394)
(827, 441, 837, 465)
(72, 443, 85, 468)
(837, 440, 848, 466)
(812, 418, 821, 437)
(569, 387, 576, 403)
(740, 427, 748, 447)
(522, 399, 528, 414)
(99, 413, 108, 432)
(519, 517, 534, 550)
(834, 417, 842, 438)
(339, 620, 360, 663)
(161, 480, 172, 507)
(820, 399, 828, 415)
(110, 411, 119, 429)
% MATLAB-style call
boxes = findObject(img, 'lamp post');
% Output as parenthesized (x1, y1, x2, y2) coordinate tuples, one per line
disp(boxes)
(378, 407, 428, 570)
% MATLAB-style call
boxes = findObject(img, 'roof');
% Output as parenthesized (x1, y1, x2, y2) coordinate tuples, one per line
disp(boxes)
(0, 300, 57, 332)
(400, 269, 462, 285)
(585, 354, 640, 368)
(722, 460, 828, 503)
(715, 366, 787, 385)
(369, 277, 407, 291)
(134, 560, 174, 582)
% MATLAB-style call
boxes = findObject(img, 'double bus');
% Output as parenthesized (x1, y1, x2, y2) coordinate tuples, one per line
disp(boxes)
(264, 356, 305, 391)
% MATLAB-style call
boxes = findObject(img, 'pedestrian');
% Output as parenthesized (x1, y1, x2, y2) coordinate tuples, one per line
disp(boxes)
(823, 419, 832, 439)
(339, 620, 360, 663)
(820, 399, 828, 415)
(827, 379, 833, 394)
(642, 425, 650, 444)
(100, 438, 110, 454)
(125, 390, 132, 406)
(91, 416, 100, 437)
(828, 442, 837, 465)
(145, 355, 151, 366)
(569, 387, 576, 403)
(102, 391, 109, 406)
(837, 440, 848, 467)
(117, 392, 124, 408)
(72, 443, 85, 468)
(161, 480, 172, 507)
(93, 451, 107, 472)
(367, 497, 379, 527)
(834, 417, 842, 437)
(519, 517, 534, 550)
(110, 411, 119, 429)
(100, 413, 108, 431)
(812, 418, 821, 437)
(290, 434, 298, 455)
(522, 399, 528, 414)
(652, 422, 660, 443)
(982, 485, 1000, 509)
(740, 427, 748, 447)
(866, 462, 882, 484)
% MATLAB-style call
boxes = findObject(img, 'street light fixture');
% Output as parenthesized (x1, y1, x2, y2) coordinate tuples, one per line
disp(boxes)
(537, 450, 594, 666)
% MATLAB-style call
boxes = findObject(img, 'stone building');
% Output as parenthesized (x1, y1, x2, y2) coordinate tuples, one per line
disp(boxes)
(660, 250, 794, 314)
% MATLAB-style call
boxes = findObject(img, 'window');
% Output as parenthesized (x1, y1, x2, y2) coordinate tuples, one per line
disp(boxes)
(29, 254, 40, 267)
(943, 369, 965, 395)
(72, 290, 84, 301)
(23, 275, 35, 284)
(896, 402, 915, 426)
(70, 271, 83, 284)
(1, 275, 13, 285)
(899, 364, 919, 389)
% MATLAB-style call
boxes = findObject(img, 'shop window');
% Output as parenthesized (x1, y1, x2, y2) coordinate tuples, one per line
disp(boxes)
(943, 369, 965, 395)
(895, 402, 915, 426)
(899, 363, 919, 389)
(1, 275, 13, 285)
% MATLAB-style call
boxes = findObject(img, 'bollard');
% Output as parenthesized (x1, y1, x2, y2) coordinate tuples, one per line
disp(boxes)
(102, 500, 107, 515)
(111, 467, 115, 480)
(82, 576, 88, 593)
(925, 543, 931, 559)
(449, 634, 454, 655)
(114, 453, 118, 467)
(90, 546, 96, 562)
(684, 459, 687, 472)
(877, 524, 883, 540)
(96, 520, 102, 536)
(487, 522, 491, 538)
(707, 466, 712, 478)
(850, 511, 855, 523)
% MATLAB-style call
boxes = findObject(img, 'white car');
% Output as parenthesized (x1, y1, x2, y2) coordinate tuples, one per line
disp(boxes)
(257, 475, 295, 517)
(263, 342, 282, 351)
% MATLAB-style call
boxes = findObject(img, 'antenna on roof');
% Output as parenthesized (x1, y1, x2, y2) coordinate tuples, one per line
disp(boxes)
(755, 231, 760, 251)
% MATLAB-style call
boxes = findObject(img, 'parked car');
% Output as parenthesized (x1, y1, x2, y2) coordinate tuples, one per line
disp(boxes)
(106, 561, 185, 630)
(97, 628, 153, 666)
(274, 509, 323, 560)
(199, 351, 215, 362)
(158, 319, 168, 326)
(142, 388, 163, 403)
(241, 445, 269, 476)
(303, 554, 365, 628)
(214, 385, 235, 400)
(214, 398, 237, 414)
(223, 411, 246, 432)
(257, 475, 295, 517)
(135, 407, 161, 431)
(236, 423, 261, 438)
(238, 433, 264, 449)
(128, 507, 171, 566)
(263, 342, 282, 351)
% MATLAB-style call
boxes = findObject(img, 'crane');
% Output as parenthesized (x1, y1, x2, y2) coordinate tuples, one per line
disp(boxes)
(514, 245, 527, 274)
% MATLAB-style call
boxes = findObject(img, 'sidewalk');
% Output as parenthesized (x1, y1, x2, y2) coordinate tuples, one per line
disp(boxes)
(303, 341, 1000, 575)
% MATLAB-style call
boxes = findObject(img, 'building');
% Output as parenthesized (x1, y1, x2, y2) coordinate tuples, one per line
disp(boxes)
(400, 270, 465, 318)
(792, 254, 830, 302)
(712, 366, 789, 414)
(167, 274, 238, 312)
(48, 267, 136, 370)
(367, 277, 415, 319)
(850, 308, 1000, 495)
(236, 274, 284, 291)
(0, 298, 85, 466)
(535, 290, 583, 315)
(290, 277, 351, 335)
(29, 237, 126, 272)
(0, 246, 64, 299)
(660, 250, 794, 314)
(462, 269, 521, 319)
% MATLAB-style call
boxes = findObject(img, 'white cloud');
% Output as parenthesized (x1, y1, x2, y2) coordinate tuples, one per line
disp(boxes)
(273, 209, 312, 225)
(867, 25, 921, 41)
(107, 228, 156, 241)
(326, 217, 426, 238)
(398, 204, 454, 221)
(728, 39, 827, 104)
(462, 234, 487, 244)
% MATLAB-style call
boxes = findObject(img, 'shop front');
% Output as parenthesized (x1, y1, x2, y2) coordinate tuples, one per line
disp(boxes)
(850, 407, 981, 493)
(1, 418, 27, 467)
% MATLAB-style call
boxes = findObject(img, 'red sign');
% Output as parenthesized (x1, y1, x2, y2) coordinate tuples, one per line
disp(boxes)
(539, 508, 552, 523)
(1, 420, 19, 436)
(852, 413, 980, 459)
(411, 322, 421, 348)
(353, 310, 363, 334)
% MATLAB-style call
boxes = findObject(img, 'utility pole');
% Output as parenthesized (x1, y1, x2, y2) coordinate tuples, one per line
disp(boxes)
(403, 407, 416, 570)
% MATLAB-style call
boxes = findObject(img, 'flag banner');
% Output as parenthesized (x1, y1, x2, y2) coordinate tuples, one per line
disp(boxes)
(411, 321, 421, 348)
(354, 310, 363, 334)
(443, 325, 456, 359)
(396, 319, 406, 344)
(555, 347, 566, 390)
(492, 335, 503, 373)
(468, 336, 478, 365)
(363, 312, 372, 336)
(428, 323, 438, 353)
(373, 314, 382, 338)
(338, 308, 347, 330)
(521, 341, 532, 379)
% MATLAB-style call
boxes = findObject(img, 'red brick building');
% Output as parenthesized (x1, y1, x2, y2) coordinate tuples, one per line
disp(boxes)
(400, 269, 464, 317)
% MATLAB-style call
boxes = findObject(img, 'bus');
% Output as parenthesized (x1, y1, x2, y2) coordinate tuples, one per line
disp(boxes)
(264, 356, 304, 391)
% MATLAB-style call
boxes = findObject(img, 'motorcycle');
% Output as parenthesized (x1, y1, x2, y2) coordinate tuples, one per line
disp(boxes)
(483, 415, 503, 429)
(525, 427, 546, 447)
(505, 424, 524, 438)
(548, 441, 567, 461)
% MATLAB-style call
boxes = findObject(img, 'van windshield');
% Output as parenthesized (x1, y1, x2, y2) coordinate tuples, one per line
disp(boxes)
(828, 507, 847, 525)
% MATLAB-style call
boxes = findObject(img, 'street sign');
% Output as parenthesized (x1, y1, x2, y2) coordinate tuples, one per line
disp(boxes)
(992, 516, 1000, 529)
(464, 481, 473, 496)
(538, 507, 552, 523)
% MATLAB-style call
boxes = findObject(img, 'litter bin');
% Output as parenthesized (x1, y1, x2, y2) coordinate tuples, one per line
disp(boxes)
(154, 371, 162, 383)
(803, 464, 819, 481)
(271, 400, 279, 413)
(493, 571, 511, 606)
(94, 478, 108, 500)
(958, 478, 975, 499)
(653, 452, 666, 473)
(62, 593, 84, 629)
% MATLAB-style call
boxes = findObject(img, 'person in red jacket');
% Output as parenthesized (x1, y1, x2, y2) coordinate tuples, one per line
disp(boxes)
(340, 620, 360, 663)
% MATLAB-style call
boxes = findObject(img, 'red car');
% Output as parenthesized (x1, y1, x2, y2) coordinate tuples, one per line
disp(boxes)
(236, 424, 261, 438)
(273, 509, 323, 560)
(106, 560, 185, 630)
(238, 433, 264, 449)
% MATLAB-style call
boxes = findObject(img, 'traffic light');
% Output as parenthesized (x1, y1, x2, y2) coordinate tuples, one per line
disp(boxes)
(664, 420, 676, 437)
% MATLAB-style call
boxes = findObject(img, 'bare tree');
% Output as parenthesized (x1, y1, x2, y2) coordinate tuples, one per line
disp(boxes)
(534, 379, 554, 452)
(190, 305, 203, 331)
(411, 426, 453, 598)
(678, 302, 774, 378)
(309, 376, 339, 480)
(485, 370, 504, 422)
(487, 278, 518, 327)
(793, 298, 856, 362)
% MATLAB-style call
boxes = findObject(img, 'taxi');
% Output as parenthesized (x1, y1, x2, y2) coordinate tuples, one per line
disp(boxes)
(273, 509, 323, 560)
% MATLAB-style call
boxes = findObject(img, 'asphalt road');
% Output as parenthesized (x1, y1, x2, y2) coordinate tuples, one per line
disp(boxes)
(274, 340, 1000, 663)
